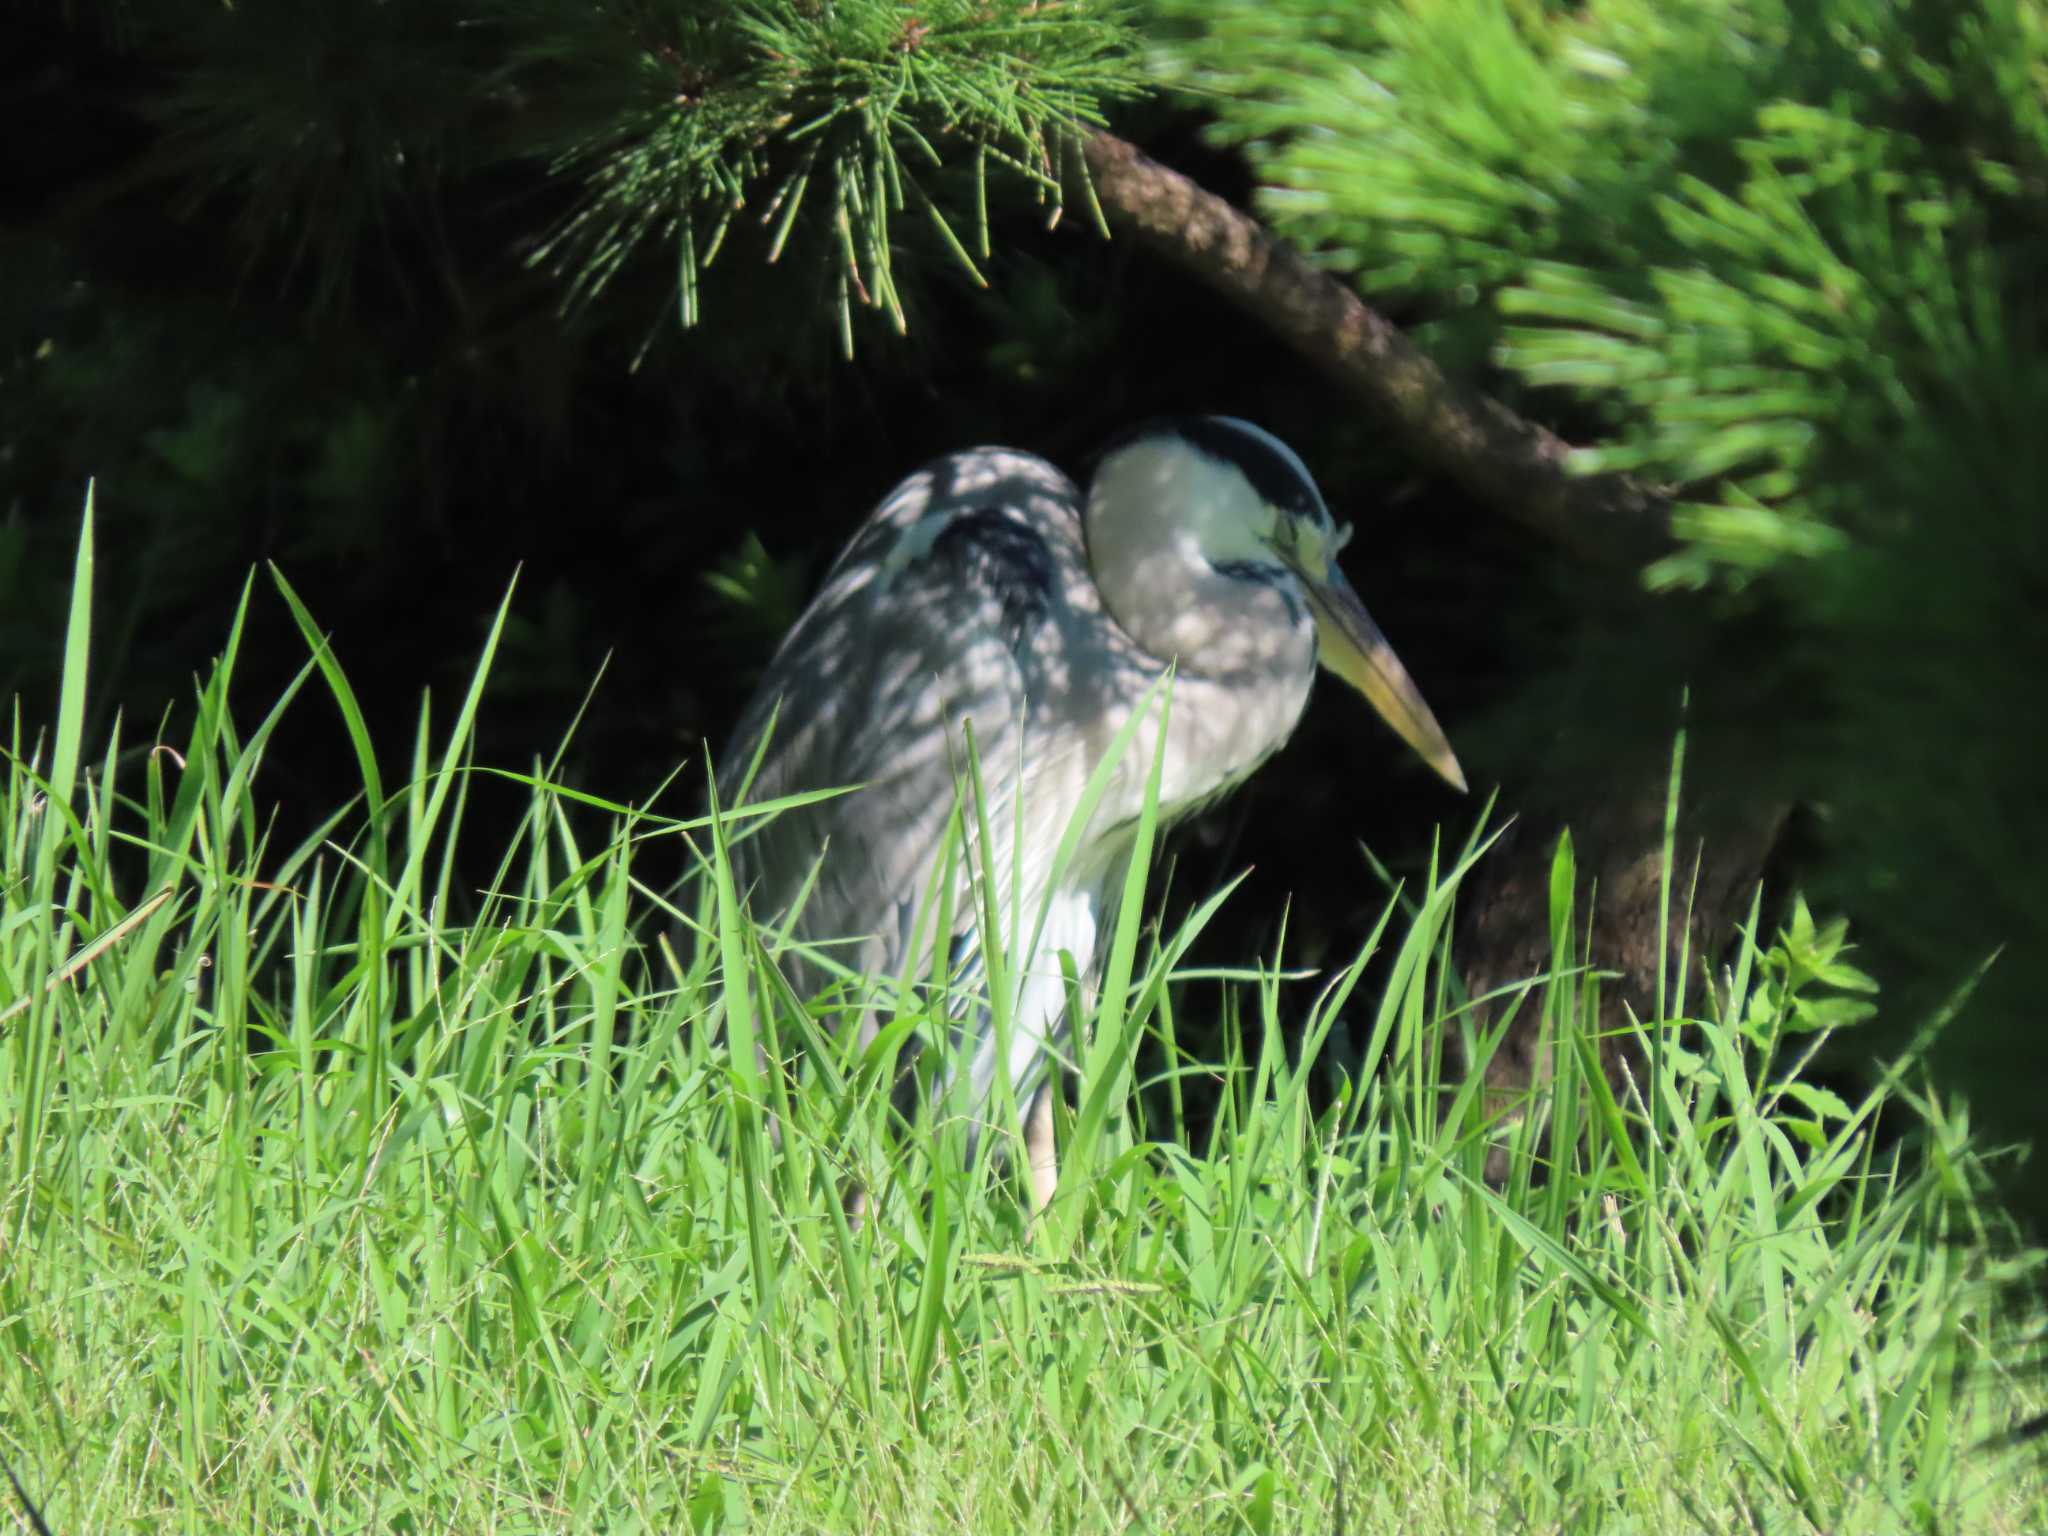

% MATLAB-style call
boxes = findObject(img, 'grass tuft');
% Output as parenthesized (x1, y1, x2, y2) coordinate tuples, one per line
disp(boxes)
(2, 507, 2044, 1531)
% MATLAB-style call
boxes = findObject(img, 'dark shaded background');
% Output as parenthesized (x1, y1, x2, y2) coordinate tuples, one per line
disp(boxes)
(19, 9, 2040, 1227)
(3, 14, 1555, 984)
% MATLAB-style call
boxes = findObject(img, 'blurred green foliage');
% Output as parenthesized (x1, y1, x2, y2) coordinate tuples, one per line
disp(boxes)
(1160, 0, 2048, 1203)
(1163, 0, 2048, 584)
(6, 1, 2045, 1217)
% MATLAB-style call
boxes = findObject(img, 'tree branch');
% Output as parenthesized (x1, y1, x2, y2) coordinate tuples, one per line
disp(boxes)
(1080, 131, 1672, 565)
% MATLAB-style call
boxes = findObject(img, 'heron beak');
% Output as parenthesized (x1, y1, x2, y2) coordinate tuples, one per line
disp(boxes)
(1290, 560, 1467, 793)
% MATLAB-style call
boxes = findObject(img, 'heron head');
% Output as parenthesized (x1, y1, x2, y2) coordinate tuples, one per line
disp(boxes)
(1089, 417, 1466, 792)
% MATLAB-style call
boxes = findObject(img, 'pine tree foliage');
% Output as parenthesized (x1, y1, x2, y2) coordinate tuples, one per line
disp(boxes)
(513, 0, 1139, 343)
(1160, 0, 2048, 589)
(143, 0, 1142, 339)
(1160, 0, 2048, 1186)
(147, 0, 507, 310)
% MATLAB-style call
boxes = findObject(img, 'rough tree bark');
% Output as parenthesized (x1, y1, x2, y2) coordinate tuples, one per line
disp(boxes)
(1074, 130, 1786, 1114)
(1077, 132, 1673, 569)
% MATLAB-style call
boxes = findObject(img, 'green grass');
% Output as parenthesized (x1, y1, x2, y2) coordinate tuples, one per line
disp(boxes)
(2, 509, 2045, 1534)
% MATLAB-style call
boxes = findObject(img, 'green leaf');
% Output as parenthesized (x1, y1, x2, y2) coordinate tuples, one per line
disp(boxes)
(1780, 1081, 1853, 1121)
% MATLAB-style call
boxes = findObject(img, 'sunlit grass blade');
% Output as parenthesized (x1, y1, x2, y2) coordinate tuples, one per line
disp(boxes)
(43, 486, 93, 842)
(2, 586, 2044, 1532)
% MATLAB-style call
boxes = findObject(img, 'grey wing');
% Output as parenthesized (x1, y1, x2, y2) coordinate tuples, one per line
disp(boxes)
(719, 447, 1086, 999)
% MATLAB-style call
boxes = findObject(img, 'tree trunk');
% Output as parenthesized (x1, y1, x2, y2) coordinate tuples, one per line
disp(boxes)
(1454, 773, 1790, 1168)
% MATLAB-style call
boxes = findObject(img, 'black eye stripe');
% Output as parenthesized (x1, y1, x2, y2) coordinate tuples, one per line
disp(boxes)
(1095, 416, 1332, 530)
(1170, 420, 1318, 518)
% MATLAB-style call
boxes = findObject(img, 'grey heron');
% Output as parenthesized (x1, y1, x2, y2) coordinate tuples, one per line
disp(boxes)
(722, 417, 1464, 1210)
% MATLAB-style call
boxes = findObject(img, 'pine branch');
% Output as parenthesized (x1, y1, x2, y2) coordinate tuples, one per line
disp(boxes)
(1079, 131, 1673, 566)
(511, 0, 1141, 346)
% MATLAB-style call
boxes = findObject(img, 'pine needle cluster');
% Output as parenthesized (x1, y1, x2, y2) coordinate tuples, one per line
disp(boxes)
(1161, 0, 2048, 1195)
(1162, 0, 2048, 589)
(143, 0, 1142, 341)
(514, 0, 1139, 340)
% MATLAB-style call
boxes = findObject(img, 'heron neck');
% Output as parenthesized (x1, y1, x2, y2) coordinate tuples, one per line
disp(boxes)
(1082, 470, 1319, 822)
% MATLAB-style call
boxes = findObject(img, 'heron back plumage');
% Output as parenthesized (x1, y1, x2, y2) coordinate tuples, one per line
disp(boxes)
(720, 434, 1331, 1129)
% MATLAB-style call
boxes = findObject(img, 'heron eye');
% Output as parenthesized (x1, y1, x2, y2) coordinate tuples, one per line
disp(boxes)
(1271, 510, 1311, 556)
